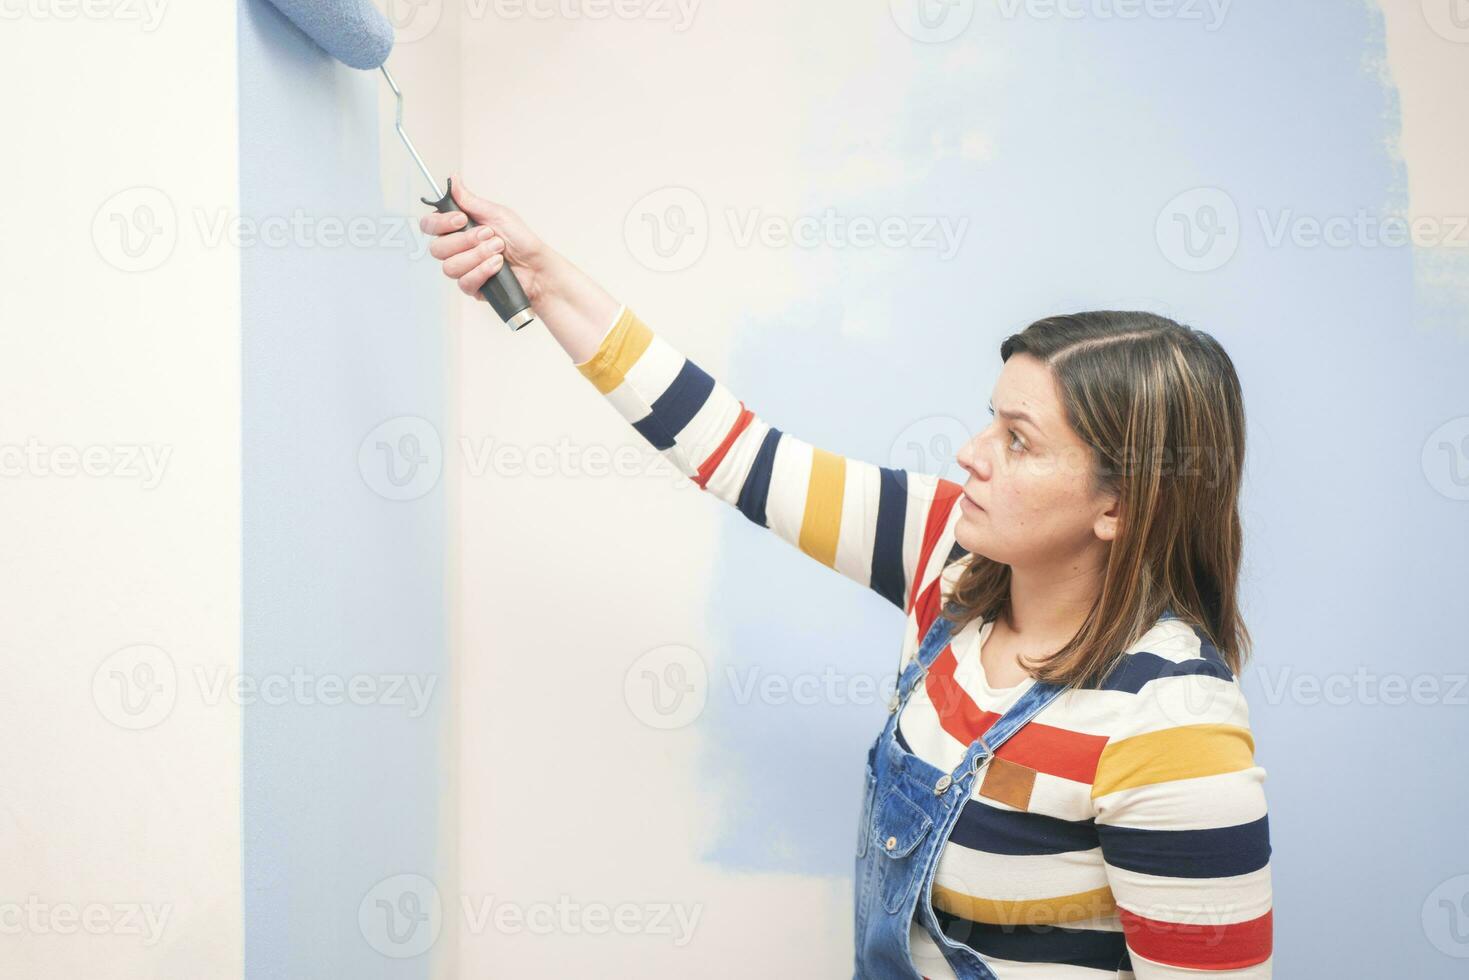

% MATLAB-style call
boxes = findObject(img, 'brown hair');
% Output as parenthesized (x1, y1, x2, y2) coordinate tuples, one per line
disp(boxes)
(942, 310, 1252, 690)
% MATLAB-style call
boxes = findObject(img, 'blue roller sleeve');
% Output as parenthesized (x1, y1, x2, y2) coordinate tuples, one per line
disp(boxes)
(259, 1, 533, 327)
(421, 179, 534, 330)
(260, 0, 394, 69)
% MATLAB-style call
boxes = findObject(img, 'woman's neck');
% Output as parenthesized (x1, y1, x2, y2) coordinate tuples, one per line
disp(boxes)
(1003, 556, 1104, 644)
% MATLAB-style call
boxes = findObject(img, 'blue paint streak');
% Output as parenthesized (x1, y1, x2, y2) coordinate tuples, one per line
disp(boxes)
(239, 0, 448, 975)
(701, 8, 1468, 980)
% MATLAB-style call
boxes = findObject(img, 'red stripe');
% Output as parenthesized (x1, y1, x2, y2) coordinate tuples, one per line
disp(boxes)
(693, 402, 753, 489)
(995, 723, 1110, 784)
(913, 577, 941, 636)
(907, 479, 963, 620)
(913, 637, 1108, 779)
(1119, 907, 1272, 970)
(922, 642, 997, 746)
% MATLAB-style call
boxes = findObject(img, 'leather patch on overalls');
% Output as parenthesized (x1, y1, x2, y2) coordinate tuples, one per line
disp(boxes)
(977, 756, 1037, 811)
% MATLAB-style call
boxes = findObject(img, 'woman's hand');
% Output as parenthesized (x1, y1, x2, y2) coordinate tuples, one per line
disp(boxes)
(418, 174, 622, 364)
(419, 173, 556, 306)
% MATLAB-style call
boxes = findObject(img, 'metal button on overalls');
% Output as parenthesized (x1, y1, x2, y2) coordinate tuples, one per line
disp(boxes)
(852, 604, 1066, 980)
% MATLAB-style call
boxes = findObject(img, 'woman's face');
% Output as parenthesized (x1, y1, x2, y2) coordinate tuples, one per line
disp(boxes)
(953, 352, 1119, 568)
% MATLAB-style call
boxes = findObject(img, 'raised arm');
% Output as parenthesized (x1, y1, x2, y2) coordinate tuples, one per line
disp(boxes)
(572, 303, 961, 612)
(419, 177, 962, 614)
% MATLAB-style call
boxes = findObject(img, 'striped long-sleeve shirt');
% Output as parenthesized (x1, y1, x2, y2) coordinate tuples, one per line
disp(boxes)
(573, 305, 1274, 978)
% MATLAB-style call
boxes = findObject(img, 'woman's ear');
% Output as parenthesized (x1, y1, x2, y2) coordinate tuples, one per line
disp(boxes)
(1094, 494, 1121, 543)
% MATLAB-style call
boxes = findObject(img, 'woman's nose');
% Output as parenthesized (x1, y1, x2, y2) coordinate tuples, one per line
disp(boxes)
(957, 431, 986, 479)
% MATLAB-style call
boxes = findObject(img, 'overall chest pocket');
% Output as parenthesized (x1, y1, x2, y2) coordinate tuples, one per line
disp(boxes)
(870, 785, 935, 914)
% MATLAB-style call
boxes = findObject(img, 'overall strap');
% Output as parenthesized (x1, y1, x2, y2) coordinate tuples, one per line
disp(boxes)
(887, 606, 963, 714)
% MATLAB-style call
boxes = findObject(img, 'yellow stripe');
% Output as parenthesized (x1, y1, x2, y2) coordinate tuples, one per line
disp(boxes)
(1091, 723, 1256, 798)
(932, 882, 1116, 926)
(575, 307, 650, 394)
(797, 448, 845, 568)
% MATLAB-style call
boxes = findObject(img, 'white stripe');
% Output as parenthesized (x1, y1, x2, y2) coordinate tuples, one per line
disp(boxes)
(1122, 618, 1205, 659)
(1026, 769, 1103, 823)
(1124, 949, 1271, 979)
(622, 333, 685, 400)
(764, 435, 814, 552)
(605, 379, 650, 424)
(835, 458, 881, 588)
(934, 839, 1111, 904)
(674, 378, 743, 476)
(1093, 766, 1268, 831)
(1044, 673, 1251, 740)
(1104, 862, 1273, 924)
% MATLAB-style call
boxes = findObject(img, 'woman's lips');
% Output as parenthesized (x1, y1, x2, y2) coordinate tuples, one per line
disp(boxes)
(961, 493, 983, 512)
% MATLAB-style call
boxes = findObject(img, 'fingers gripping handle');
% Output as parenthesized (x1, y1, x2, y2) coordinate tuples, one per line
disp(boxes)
(421, 178, 537, 331)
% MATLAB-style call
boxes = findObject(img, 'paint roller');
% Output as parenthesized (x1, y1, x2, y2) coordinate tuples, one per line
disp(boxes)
(259, 0, 537, 331)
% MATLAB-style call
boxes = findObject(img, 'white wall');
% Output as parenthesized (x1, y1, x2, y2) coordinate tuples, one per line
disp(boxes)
(0, 4, 243, 978)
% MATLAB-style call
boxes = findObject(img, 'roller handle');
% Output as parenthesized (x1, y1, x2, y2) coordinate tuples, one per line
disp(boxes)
(421, 178, 536, 331)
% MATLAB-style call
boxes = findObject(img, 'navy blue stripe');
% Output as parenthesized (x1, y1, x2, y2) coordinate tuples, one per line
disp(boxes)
(735, 427, 782, 527)
(869, 467, 908, 609)
(948, 798, 1099, 856)
(1090, 650, 1234, 693)
(934, 909, 1129, 972)
(631, 357, 714, 452)
(1098, 813, 1270, 879)
(630, 414, 675, 451)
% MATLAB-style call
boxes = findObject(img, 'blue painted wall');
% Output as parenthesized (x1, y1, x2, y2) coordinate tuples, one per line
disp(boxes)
(238, 1, 448, 975)
(699, 5, 1468, 977)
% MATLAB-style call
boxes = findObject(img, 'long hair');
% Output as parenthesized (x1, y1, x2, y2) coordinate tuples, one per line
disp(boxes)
(942, 310, 1251, 690)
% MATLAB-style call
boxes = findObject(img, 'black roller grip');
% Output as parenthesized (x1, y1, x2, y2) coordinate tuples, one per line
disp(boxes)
(421, 178, 535, 331)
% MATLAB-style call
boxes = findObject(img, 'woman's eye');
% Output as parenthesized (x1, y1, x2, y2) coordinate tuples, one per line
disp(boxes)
(988, 407, 1024, 452)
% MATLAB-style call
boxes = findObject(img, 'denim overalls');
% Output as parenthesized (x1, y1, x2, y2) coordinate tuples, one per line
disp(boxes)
(853, 603, 1067, 979)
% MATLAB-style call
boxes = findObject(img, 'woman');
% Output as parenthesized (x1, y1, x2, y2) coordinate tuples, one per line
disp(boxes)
(421, 177, 1273, 979)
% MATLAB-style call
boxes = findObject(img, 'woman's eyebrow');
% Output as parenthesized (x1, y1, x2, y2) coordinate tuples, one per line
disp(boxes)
(988, 400, 1042, 431)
